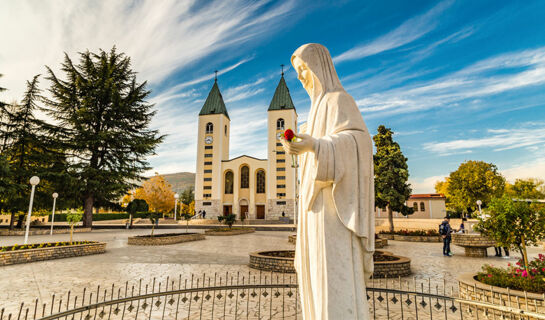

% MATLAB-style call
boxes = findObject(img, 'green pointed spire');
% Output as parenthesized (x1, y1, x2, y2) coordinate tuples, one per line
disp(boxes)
(268, 75, 295, 111)
(199, 79, 229, 119)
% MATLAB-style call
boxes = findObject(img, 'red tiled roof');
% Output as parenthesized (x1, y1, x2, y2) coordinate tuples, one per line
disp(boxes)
(409, 193, 446, 199)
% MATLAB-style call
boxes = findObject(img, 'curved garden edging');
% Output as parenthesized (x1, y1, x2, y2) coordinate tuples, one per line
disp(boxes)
(128, 233, 205, 245)
(204, 228, 255, 236)
(0, 242, 106, 266)
(452, 234, 496, 257)
(249, 250, 295, 273)
(458, 273, 544, 311)
(375, 238, 388, 248)
(373, 250, 412, 278)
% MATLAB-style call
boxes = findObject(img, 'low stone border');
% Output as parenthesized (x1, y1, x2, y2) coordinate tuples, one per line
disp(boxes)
(378, 234, 394, 240)
(375, 238, 388, 248)
(0, 242, 106, 266)
(452, 234, 496, 257)
(128, 233, 205, 245)
(204, 228, 255, 236)
(392, 235, 442, 242)
(249, 250, 295, 273)
(288, 234, 296, 244)
(373, 250, 412, 278)
(458, 273, 544, 313)
(0, 228, 92, 236)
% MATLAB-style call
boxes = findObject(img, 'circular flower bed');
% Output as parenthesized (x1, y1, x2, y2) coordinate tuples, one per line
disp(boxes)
(249, 250, 295, 273)
(204, 227, 255, 236)
(477, 254, 545, 293)
(128, 233, 205, 246)
(0, 241, 106, 266)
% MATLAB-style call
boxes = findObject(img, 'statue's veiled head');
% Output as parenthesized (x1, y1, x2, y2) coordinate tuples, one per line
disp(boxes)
(291, 43, 343, 98)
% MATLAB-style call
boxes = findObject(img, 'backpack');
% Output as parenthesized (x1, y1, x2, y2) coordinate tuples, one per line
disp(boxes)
(439, 223, 446, 236)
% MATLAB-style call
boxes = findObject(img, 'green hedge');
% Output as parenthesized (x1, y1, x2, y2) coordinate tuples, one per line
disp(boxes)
(48, 212, 150, 222)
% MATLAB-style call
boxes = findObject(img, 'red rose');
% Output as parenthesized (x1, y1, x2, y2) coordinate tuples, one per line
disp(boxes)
(284, 129, 295, 141)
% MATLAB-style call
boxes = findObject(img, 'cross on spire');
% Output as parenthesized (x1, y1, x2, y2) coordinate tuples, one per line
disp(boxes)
(214, 70, 218, 82)
(280, 64, 284, 76)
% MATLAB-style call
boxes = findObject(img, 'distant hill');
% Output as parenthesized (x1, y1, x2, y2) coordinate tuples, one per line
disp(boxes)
(161, 172, 195, 194)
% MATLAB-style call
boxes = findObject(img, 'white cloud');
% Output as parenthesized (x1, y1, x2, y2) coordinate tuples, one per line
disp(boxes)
(423, 123, 545, 155)
(501, 158, 545, 183)
(409, 175, 446, 194)
(334, 0, 453, 63)
(0, 0, 296, 101)
(356, 47, 545, 118)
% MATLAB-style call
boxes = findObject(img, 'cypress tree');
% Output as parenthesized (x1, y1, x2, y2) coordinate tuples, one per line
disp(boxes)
(373, 125, 413, 232)
(45, 47, 164, 227)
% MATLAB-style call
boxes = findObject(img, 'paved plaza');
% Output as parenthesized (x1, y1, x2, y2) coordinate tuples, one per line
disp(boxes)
(0, 229, 543, 315)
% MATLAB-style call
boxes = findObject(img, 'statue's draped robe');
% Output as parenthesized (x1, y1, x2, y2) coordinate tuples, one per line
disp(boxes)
(293, 44, 374, 320)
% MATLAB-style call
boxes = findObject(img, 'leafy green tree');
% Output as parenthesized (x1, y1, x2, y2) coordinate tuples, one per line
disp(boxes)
(180, 186, 194, 205)
(147, 211, 161, 237)
(505, 178, 545, 200)
(373, 125, 413, 232)
(218, 213, 236, 229)
(181, 212, 193, 233)
(45, 47, 164, 227)
(442, 160, 505, 215)
(66, 210, 83, 243)
(475, 196, 545, 271)
(126, 199, 148, 228)
(0, 75, 68, 228)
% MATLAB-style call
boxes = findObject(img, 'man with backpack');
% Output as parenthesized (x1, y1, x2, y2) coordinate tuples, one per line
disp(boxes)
(439, 216, 453, 256)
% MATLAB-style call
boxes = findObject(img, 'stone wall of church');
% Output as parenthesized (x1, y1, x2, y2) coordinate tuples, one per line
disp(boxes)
(195, 200, 222, 219)
(267, 199, 296, 220)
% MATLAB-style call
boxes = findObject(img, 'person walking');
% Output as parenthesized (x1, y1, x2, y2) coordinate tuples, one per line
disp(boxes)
(439, 217, 453, 256)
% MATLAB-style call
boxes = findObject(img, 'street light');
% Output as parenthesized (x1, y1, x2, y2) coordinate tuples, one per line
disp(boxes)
(24, 176, 40, 244)
(50, 192, 59, 235)
(174, 193, 179, 221)
(476, 200, 482, 216)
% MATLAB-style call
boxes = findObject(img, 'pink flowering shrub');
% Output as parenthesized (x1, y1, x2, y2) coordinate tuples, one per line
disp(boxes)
(476, 254, 545, 293)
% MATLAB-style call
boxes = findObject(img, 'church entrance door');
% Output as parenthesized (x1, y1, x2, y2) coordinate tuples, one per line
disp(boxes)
(240, 205, 248, 219)
(256, 205, 265, 219)
(223, 205, 232, 216)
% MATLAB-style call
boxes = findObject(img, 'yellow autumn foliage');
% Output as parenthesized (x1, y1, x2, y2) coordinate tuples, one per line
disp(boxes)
(133, 174, 175, 213)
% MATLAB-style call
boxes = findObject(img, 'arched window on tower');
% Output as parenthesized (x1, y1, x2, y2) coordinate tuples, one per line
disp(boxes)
(224, 171, 233, 194)
(256, 170, 266, 194)
(241, 166, 249, 188)
(276, 118, 285, 130)
(420, 202, 425, 211)
(206, 122, 213, 134)
(224, 125, 227, 136)
(413, 202, 418, 212)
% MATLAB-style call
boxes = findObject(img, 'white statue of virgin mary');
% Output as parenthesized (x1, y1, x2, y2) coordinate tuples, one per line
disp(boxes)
(282, 43, 375, 319)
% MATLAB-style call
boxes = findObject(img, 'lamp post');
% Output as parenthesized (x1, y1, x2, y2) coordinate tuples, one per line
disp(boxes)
(24, 176, 40, 245)
(174, 193, 179, 221)
(50, 192, 59, 236)
(476, 200, 482, 216)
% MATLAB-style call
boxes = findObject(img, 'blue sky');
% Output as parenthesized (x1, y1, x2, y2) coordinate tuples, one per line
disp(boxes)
(1, 0, 545, 193)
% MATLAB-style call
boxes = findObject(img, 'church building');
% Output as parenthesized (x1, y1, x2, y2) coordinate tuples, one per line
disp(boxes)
(194, 73, 297, 220)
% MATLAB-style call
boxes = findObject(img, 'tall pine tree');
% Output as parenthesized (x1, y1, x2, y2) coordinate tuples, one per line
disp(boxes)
(46, 47, 164, 227)
(0, 75, 66, 228)
(373, 125, 413, 232)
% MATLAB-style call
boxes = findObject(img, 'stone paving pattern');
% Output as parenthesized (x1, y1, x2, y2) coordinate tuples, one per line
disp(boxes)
(0, 229, 543, 316)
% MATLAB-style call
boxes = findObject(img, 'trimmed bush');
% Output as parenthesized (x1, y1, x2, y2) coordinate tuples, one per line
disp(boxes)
(379, 229, 440, 236)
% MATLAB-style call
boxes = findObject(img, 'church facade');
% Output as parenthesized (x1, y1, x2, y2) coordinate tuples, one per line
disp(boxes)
(194, 74, 297, 220)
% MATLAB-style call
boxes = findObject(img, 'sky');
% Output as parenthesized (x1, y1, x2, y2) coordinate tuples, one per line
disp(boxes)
(1, 0, 545, 193)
